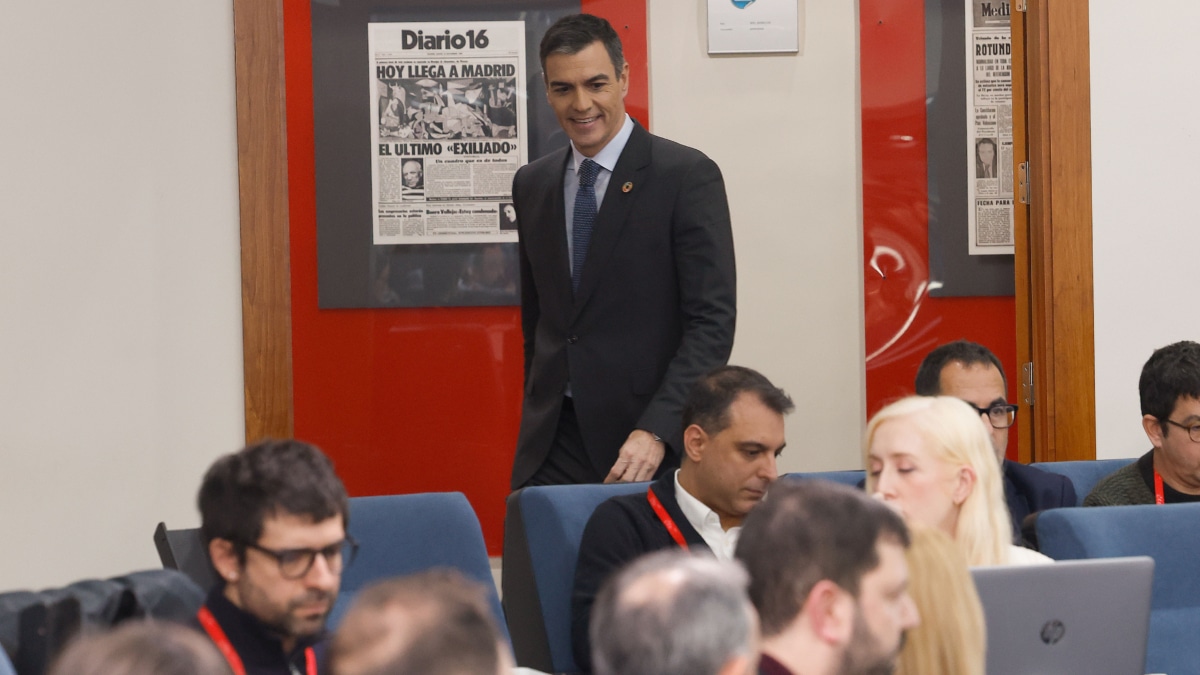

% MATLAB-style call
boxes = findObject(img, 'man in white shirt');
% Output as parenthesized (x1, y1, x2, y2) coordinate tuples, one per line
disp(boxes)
(571, 365, 793, 670)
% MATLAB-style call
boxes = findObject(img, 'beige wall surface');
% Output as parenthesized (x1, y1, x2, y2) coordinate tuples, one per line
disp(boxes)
(1090, 0, 1200, 460)
(0, 2, 245, 588)
(648, 0, 866, 472)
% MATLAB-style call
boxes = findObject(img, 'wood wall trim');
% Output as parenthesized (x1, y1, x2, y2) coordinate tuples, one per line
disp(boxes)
(1012, 6, 1032, 464)
(233, 0, 294, 442)
(1020, 0, 1096, 462)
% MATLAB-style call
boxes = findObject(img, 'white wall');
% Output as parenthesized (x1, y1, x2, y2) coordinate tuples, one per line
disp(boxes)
(649, 0, 865, 472)
(0, 3, 245, 588)
(1090, 1, 1200, 460)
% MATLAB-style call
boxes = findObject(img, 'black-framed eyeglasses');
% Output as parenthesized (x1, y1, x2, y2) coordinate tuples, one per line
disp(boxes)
(243, 535, 359, 580)
(1165, 419, 1200, 443)
(961, 402, 1019, 429)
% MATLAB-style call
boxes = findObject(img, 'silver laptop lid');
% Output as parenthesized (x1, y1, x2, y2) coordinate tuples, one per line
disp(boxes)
(970, 556, 1154, 675)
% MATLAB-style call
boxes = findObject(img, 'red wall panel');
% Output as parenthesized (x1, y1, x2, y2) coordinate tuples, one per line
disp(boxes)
(860, 0, 1018, 454)
(282, 0, 647, 553)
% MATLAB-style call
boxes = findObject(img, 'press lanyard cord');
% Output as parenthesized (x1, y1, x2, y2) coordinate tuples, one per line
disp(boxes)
(647, 487, 689, 549)
(198, 606, 317, 675)
(1154, 469, 1165, 505)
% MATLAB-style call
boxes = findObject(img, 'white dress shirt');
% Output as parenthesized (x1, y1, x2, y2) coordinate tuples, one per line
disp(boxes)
(674, 470, 740, 560)
(563, 113, 634, 271)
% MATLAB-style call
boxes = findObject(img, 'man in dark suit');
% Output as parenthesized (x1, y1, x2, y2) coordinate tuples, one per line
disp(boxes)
(915, 340, 1076, 536)
(511, 14, 736, 489)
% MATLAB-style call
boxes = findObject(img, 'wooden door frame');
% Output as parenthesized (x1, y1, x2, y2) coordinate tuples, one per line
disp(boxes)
(1013, 0, 1096, 462)
(234, 0, 293, 443)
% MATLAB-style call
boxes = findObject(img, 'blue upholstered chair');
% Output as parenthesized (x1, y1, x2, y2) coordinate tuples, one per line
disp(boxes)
(332, 492, 507, 644)
(1029, 458, 1135, 505)
(784, 470, 867, 488)
(503, 482, 648, 674)
(0, 644, 14, 675)
(1035, 502, 1200, 675)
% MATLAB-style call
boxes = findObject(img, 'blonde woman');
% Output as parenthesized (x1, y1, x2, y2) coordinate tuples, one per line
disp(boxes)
(896, 524, 987, 675)
(865, 395, 1050, 566)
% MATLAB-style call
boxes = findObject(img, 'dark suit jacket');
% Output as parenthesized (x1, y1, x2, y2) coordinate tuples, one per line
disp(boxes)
(1004, 459, 1076, 538)
(510, 122, 736, 488)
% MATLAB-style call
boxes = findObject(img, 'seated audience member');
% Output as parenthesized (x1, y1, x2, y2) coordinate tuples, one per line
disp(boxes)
(1087, 340, 1200, 505)
(895, 525, 986, 675)
(329, 570, 511, 675)
(198, 439, 354, 674)
(590, 551, 758, 675)
(735, 480, 919, 675)
(49, 621, 232, 675)
(915, 340, 1075, 534)
(571, 365, 794, 670)
(866, 396, 1051, 565)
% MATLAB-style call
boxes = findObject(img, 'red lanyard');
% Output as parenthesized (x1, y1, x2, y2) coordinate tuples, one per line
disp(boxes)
(1154, 469, 1165, 505)
(647, 487, 689, 549)
(198, 606, 317, 675)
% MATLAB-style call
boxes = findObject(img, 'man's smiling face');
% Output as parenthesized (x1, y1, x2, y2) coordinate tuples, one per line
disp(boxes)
(543, 40, 629, 157)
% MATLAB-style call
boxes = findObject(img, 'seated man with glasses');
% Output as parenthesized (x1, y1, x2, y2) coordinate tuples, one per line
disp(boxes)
(1086, 340, 1200, 506)
(197, 439, 356, 675)
(915, 340, 1076, 536)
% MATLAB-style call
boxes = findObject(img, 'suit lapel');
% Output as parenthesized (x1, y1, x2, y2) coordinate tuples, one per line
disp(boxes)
(531, 148, 573, 310)
(572, 124, 652, 315)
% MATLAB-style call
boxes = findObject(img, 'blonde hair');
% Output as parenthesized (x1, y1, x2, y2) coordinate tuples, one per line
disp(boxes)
(864, 395, 1012, 566)
(896, 524, 987, 675)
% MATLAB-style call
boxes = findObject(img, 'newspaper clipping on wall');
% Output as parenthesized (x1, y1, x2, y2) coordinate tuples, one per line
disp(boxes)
(966, 1, 1013, 255)
(368, 21, 528, 245)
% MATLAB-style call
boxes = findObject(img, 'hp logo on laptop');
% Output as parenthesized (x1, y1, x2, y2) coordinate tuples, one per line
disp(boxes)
(1040, 619, 1066, 645)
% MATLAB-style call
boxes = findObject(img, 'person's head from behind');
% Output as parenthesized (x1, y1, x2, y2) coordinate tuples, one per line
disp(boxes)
(736, 481, 919, 675)
(865, 396, 1012, 566)
(329, 570, 511, 675)
(199, 439, 350, 651)
(914, 340, 1015, 461)
(590, 551, 758, 675)
(1140, 340, 1200, 490)
(539, 14, 629, 157)
(894, 525, 986, 675)
(679, 365, 794, 530)
(49, 621, 232, 675)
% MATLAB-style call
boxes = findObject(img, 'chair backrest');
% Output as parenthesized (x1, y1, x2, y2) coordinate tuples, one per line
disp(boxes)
(335, 492, 507, 644)
(1029, 458, 1134, 505)
(502, 482, 648, 674)
(0, 643, 15, 675)
(1035, 503, 1200, 675)
(784, 470, 866, 488)
(153, 522, 219, 591)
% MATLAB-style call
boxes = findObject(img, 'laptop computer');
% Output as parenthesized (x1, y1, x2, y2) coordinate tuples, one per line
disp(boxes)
(971, 556, 1154, 675)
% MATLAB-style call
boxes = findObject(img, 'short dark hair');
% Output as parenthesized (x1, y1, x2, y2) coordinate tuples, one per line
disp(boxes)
(539, 14, 625, 75)
(1140, 341, 1200, 432)
(198, 439, 348, 558)
(735, 480, 910, 637)
(330, 570, 503, 675)
(590, 552, 754, 675)
(914, 340, 1006, 395)
(682, 365, 794, 435)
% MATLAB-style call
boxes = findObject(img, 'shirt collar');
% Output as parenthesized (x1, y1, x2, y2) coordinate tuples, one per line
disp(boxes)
(569, 113, 633, 175)
(674, 469, 724, 533)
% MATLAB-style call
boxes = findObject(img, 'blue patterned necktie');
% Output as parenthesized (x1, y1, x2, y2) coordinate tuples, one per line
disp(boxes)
(571, 158, 601, 292)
